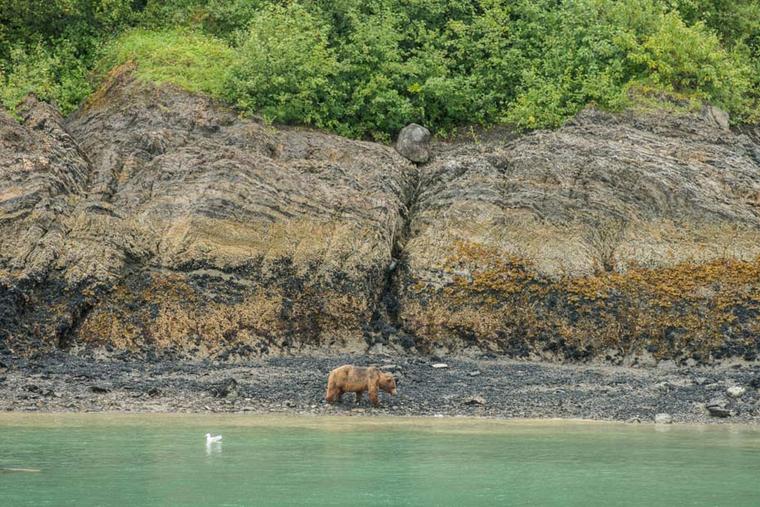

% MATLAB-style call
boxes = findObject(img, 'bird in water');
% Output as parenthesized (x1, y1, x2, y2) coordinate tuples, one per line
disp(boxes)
(205, 433, 223, 444)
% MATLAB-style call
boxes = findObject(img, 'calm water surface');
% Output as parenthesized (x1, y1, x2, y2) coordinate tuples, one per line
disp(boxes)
(0, 414, 758, 506)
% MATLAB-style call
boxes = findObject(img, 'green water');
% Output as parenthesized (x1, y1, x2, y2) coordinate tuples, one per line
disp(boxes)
(0, 415, 759, 506)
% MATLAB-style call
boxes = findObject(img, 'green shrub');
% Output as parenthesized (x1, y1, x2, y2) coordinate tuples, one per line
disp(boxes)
(1, 0, 758, 134)
(0, 41, 91, 114)
(225, 4, 340, 128)
(624, 13, 754, 116)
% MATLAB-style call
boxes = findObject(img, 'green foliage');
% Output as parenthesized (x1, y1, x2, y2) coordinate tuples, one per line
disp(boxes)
(138, 0, 265, 41)
(97, 29, 235, 97)
(0, 41, 91, 114)
(224, 4, 340, 127)
(625, 13, 754, 118)
(1, 0, 758, 135)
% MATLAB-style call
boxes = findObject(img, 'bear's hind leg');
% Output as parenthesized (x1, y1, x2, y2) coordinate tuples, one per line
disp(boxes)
(368, 387, 379, 407)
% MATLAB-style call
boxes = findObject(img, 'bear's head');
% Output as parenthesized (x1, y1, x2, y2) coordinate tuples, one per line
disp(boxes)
(379, 372, 397, 395)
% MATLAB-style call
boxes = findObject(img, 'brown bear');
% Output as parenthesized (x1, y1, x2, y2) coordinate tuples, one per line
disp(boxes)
(325, 365, 397, 407)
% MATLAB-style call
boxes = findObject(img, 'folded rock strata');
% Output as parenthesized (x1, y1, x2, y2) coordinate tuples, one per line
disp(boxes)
(1, 70, 759, 363)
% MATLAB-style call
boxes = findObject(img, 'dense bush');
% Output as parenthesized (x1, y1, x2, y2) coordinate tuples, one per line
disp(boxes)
(1, 0, 758, 134)
(224, 4, 340, 128)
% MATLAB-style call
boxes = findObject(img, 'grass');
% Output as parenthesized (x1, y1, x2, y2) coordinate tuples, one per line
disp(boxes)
(96, 29, 234, 98)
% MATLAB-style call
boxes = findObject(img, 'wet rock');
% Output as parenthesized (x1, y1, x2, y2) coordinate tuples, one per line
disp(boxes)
(395, 123, 431, 163)
(212, 378, 238, 399)
(654, 413, 673, 424)
(463, 395, 486, 406)
(89, 384, 112, 394)
(727, 386, 746, 398)
(706, 398, 732, 418)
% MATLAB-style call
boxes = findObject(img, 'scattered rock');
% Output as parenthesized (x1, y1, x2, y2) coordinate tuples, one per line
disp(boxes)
(89, 384, 112, 394)
(147, 387, 162, 397)
(468, 371, 481, 377)
(212, 378, 239, 399)
(381, 364, 403, 373)
(432, 363, 448, 369)
(395, 123, 431, 163)
(625, 416, 641, 424)
(657, 360, 677, 370)
(654, 413, 673, 424)
(727, 386, 746, 398)
(706, 398, 732, 418)
(463, 395, 486, 406)
(749, 377, 760, 389)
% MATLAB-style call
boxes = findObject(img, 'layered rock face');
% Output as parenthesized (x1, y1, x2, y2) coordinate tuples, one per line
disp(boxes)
(399, 109, 760, 362)
(2, 72, 760, 362)
(1, 70, 414, 356)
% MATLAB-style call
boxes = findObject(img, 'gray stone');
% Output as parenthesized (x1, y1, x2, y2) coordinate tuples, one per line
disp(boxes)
(468, 371, 481, 377)
(395, 123, 431, 163)
(463, 395, 486, 406)
(654, 413, 673, 424)
(727, 386, 746, 398)
(702, 105, 730, 131)
(432, 363, 449, 369)
(706, 398, 732, 418)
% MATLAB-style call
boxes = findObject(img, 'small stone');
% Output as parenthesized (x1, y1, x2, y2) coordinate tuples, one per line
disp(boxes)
(706, 398, 732, 418)
(463, 395, 486, 406)
(432, 363, 448, 369)
(654, 413, 673, 424)
(625, 416, 641, 424)
(749, 377, 760, 389)
(657, 360, 677, 370)
(395, 123, 431, 163)
(727, 386, 746, 398)
(89, 384, 111, 394)
(147, 387, 161, 397)
(468, 371, 481, 377)
(212, 378, 238, 398)
(381, 364, 403, 373)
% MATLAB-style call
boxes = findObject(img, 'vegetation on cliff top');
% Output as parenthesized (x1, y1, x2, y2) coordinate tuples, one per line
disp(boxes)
(1, 0, 759, 139)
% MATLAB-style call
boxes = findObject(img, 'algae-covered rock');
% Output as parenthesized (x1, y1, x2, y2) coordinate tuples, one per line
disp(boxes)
(396, 108, 760, 361)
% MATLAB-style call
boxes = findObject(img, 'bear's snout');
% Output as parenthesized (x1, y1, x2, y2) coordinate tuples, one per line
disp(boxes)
(391, 388, 398, 395)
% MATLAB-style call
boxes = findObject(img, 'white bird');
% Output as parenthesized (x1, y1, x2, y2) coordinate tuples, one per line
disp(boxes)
(205, 433, 223, 444)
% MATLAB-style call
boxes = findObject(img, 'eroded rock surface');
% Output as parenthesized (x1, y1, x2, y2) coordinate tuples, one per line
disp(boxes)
(1, 70, 415, 356)
(2, 74, 760, 363)
(397, 109, 760, 361)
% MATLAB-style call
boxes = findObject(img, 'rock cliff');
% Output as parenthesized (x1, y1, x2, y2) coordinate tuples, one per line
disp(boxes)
(2, 70, 759, 363)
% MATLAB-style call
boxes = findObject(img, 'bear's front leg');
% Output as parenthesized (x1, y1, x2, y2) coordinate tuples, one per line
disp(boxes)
(355, 391, 363, 404)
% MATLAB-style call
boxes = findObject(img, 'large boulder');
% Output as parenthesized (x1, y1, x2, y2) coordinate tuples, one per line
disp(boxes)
(395, 123, 432, 163)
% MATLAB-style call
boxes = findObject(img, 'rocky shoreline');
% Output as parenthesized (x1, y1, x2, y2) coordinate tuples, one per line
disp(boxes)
(1, 352, 759, 424)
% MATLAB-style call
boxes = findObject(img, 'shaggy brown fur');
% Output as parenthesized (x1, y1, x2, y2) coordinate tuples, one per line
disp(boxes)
(325, 365, 397, 407)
